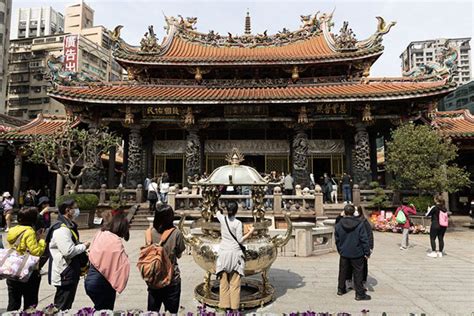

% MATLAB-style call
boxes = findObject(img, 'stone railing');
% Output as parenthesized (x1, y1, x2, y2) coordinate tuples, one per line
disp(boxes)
(352, 185, 395, 207)
(168, 185, 325, 216)
(71, 184, 144, 206)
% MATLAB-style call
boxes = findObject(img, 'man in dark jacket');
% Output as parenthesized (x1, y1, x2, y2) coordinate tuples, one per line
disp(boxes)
(335, 204, 371, 301)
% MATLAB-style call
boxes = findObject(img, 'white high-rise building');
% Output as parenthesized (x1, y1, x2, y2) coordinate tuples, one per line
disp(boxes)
(0, 0, 12, 114)
(15, 7, 64, 39)
(400, 38, 472, 85)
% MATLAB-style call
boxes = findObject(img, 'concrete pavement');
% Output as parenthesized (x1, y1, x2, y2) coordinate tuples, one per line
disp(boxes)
(1, 229, 473, 315)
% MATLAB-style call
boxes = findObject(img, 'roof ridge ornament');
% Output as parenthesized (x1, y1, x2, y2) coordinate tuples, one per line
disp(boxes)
(168, 12, 327, 48)
(225, 148, 245, 165)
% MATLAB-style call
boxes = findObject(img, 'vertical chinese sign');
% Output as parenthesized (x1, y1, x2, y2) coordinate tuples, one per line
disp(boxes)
(63, 34, 79, 72)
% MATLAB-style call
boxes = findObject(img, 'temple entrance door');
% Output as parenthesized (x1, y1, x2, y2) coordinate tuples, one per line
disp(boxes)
(165, 158, 184, 185)
(245, 155, 265, 173)
(312, 158, 331, 184)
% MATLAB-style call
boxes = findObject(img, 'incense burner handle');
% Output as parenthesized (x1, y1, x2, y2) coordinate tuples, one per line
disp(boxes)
(178, 215, 203, 248)
(270, 213, 293, 248)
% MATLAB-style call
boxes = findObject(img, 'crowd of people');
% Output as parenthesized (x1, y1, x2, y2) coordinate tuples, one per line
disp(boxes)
(334, 194, 451, 301)
(0, 184, 453, 311)
(145, 173, 171, 212)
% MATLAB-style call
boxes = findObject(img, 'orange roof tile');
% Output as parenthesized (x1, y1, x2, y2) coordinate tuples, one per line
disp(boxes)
(433, 109, 474, 139)
(0, 114, 75, 141)
(114, 35, 382, 65)
(50, 80, 455, 104)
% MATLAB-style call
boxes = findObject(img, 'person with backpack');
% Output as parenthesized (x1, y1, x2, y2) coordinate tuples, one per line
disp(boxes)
(147, 178, 159, 213)
(47, 199, 90, 311)
(426, 195, 449, 258)
(216, 200, 255, 312)
(395, 202, 417, 250)
(5, 207, 46, 311)
(85, 214, 130, 310)
(143, 204, 185, 315)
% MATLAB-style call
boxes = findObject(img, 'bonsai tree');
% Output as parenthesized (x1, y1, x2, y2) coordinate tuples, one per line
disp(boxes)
(386, 123, 471, 194)
(27, 122, 119, 192)
(368, 181, 390, 210)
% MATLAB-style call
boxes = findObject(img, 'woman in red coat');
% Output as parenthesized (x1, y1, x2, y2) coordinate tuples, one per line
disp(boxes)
(395, 203, 417, 250)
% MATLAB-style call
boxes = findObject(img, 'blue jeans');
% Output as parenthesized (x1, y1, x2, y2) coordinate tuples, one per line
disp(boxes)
(343, 184, 352, 202)
(85, 265, 116, 310)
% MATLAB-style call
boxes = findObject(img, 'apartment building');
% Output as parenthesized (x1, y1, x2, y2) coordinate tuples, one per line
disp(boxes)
(400, 38, 472, 85)
(15, 7, 64, 39)
(6, 1, 123, 118)
(0, 0, 12, 114)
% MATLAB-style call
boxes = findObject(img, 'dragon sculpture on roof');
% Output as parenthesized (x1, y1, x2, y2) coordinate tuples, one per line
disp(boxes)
(403, 42, 459, 82)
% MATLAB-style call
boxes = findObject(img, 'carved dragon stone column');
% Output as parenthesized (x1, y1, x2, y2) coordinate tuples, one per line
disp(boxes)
(185, 128, 202, 183)
(126, 126, 143, 188)
(292, 127, 310, 188)
(353, 122, 371, 187)
(81, 126, 105, 189)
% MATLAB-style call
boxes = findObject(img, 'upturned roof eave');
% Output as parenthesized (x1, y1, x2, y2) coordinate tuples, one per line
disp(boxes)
(48, 84, 455, 105)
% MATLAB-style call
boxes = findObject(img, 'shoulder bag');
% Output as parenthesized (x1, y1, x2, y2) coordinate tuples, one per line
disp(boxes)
(224, 216, 247, 254)
(0, 230, 40, 282)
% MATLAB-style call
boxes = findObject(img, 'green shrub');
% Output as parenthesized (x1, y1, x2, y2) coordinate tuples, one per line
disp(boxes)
(406, 196, 433, 213)
(368, 181, 390, 210)
(57, 193, 99, 210)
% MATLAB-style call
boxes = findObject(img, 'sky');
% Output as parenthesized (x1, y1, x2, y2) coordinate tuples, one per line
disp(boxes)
(11, 0, 474, 77)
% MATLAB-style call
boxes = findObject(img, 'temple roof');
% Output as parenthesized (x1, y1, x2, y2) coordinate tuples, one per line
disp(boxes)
(0, 114, 28, 132)
(0, 114, 72, 141)
(432, 109, 474, 139)
(49, 79, 455, 104)
(110, 12, 394, 66)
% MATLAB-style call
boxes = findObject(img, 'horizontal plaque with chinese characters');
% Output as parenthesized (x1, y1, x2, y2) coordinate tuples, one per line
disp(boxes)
(224, 105, 268, 117)
(144, 106, 182, 118)
(314, 104, 350, 115)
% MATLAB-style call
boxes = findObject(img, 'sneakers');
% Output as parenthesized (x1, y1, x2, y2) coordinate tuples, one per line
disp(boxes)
(427, 251, 438, 258)
(438, 251, 443, 258)
(400, 246, 407, 250)
(355, 294, 372, 301)
(337, 289, 347, 296)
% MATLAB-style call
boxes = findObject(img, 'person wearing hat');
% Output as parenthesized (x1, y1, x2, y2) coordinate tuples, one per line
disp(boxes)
(38, 196, 52, 228)
(2, 192, 15, 232)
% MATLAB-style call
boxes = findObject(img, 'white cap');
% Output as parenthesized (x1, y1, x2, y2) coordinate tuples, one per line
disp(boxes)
(2, 192, 11, 198)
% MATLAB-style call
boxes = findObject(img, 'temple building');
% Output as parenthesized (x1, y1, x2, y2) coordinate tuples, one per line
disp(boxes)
(46, 12, 458, 189)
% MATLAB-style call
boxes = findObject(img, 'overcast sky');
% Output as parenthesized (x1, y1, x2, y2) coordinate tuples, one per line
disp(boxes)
(11, 0, 474, 77)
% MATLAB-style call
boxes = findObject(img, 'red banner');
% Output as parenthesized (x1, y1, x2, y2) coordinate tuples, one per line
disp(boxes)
(63, 34, 79, 72)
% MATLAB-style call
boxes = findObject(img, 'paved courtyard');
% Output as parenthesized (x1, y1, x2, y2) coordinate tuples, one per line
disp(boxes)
(1, 229, 473, 315)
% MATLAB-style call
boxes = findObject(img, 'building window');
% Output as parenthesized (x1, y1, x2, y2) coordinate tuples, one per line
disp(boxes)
(0, 12, 4, 24)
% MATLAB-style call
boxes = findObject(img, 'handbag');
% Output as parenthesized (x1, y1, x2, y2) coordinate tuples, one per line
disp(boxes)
(224, 216, 247, 254)
(0, 230, 40, 282)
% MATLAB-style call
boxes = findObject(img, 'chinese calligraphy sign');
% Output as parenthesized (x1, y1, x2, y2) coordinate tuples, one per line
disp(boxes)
(63, 35, 79, 72)
(144, 106, 181, 117)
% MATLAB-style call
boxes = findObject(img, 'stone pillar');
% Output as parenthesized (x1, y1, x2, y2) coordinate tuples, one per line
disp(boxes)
(292, 127, 310, 188)
(294, 222, 315, 257)
(55, 174, 64, 202)
(273, 186, 282, 213)
(126, 126, 143, 188)
(353, 123, 371, 187)
(353, 184, 361, 206)
(168, 186, 176, 210)
(82, 126, 105, 189)
(107, 145, 117, 188)
(13, 152, 22, 204)
(314, 184, 324, 217)
(185, 128, 201, 183)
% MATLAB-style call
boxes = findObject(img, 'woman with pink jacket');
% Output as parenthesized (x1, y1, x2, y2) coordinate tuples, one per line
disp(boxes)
(85, 214, 130, 310)
(395, 203, 417, 250)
